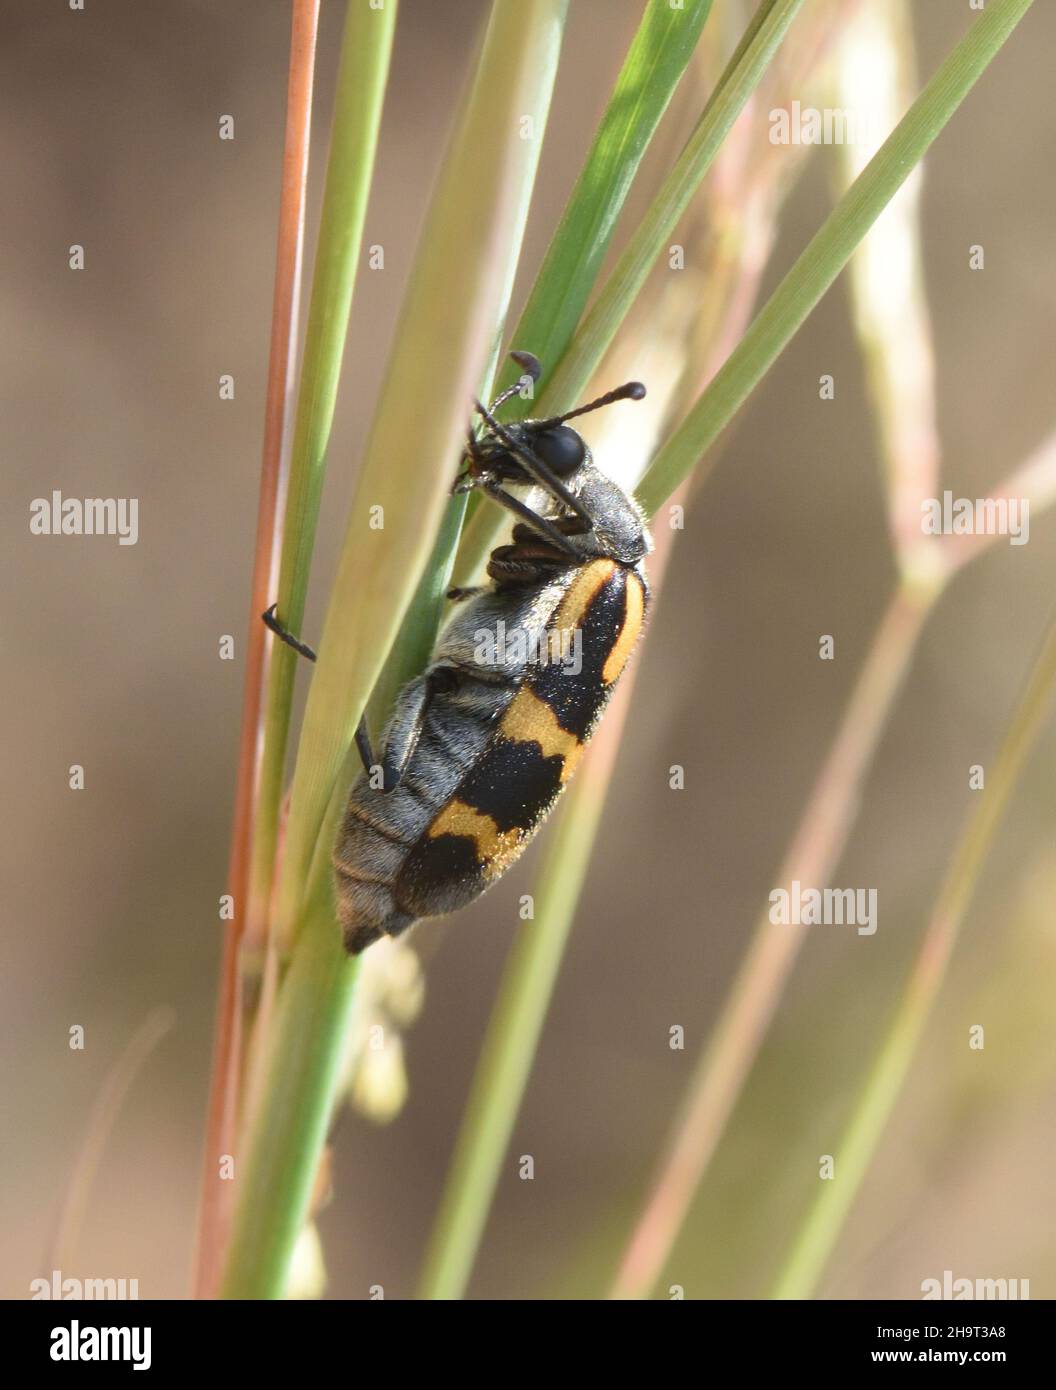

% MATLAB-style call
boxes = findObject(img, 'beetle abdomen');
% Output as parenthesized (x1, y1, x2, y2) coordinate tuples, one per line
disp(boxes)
(392, 558, 647, 930)
(333, 688, 507, 953)
(335, 558, 647, 953)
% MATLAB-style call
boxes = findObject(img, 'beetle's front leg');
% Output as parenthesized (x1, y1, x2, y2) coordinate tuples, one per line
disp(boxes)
(478, 481, 581, 556)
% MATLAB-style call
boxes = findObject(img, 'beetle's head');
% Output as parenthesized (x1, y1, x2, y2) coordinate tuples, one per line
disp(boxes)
(470, 419, 589, 488)
(460, 350, 645, 495)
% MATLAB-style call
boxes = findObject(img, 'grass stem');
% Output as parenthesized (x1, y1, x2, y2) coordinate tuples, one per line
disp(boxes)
(193, 0, 320, 1300)
(772, 611, 1056, 1298)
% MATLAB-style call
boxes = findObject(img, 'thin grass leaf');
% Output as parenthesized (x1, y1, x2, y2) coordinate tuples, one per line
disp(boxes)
(541, 0, 805, 413)
(247, 0, 398, 935)
(499, 0, 716, 400)
(195, 0, 320, 1301)
(773, 611, 1056, 1299)
(637, 0, 1037, 515)
(416, 745, 621, 1301)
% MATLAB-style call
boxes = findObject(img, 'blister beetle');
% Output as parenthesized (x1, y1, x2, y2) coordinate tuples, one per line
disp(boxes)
(265, 352, 651, 953)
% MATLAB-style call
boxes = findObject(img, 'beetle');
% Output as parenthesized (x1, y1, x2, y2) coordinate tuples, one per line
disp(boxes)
(265, 352, 651, 953)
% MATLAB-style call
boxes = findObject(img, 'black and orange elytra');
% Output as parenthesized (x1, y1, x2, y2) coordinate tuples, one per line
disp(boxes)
(264, 352, 651, 953)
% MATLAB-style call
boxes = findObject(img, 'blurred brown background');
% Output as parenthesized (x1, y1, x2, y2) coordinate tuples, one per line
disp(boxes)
(4, 0, 1055, 1299)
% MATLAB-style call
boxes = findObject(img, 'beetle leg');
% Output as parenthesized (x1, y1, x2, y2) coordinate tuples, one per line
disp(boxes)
(479, 481, 580, 556)
(263, 604, 377, 782)
(373, 666, 461, 792)
(262, 603, 318, 662)
(353, 720, 375, 778)
(473, 400, 595, 531)
(374, 677, 427, 792)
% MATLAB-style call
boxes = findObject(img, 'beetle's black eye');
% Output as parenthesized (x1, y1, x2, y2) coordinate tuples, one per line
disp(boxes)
(530, 425, 585, 477)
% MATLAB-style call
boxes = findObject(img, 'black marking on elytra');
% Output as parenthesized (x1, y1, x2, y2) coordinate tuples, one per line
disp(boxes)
(531, 565, 629, 740)
(456, 737, 566, 833)
(399, 833, 486, 915)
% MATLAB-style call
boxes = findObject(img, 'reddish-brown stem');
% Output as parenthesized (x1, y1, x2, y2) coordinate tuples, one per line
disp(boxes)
(192, 0, 320, 1301)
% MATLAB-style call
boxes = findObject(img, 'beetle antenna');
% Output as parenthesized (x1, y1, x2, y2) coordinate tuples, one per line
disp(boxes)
(533, 380, 646, 430)
(487, 349, 542, 415)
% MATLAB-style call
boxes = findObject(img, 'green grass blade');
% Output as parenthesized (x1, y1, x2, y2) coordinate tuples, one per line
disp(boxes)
(498, 0, 715, 400)
(540, 0, 805, 414)
(772, 611, 1056, 1300)
(220, 847, 360, 1299)
(454, 0, 806, 581)
(417, 758, 613, 1301)
(637, 0, 1036, 516)
(275, 0, 570, 940)
(248, 0, 398, 928)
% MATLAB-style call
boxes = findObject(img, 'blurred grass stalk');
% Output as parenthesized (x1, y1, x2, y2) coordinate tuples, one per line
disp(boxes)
(835, 0, 939, 572)
(53, 1008, 177, 1281)
(614, 0, 1039, 1298)
(194, 0, 320, 1301)
(773, 611, 1056, 1299)
(218, 0, 570, 1300)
